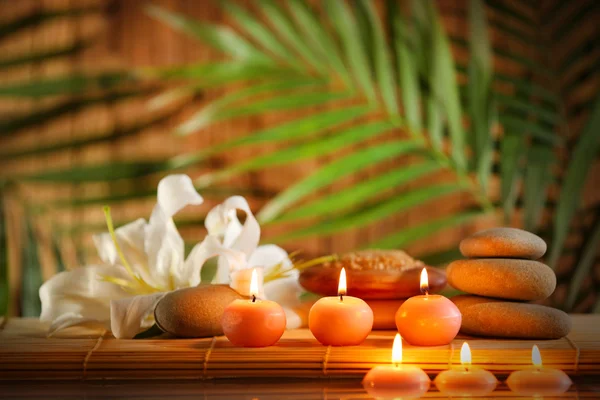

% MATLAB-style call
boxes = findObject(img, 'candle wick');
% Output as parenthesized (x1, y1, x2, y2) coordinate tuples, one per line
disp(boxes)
(339, 294, 343, 302)
(252, 294, 256, 303)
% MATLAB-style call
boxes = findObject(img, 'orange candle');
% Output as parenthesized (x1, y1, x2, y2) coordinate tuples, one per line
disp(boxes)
(309, 268, 373, 346)
(395, 268, 461, 346)
(221, 269, 286, 347)
(434, 342, 497, 396)
(363, 334, 431, 398)
(506, 345, 572, 396)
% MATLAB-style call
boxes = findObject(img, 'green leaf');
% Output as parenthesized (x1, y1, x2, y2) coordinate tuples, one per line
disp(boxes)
(0, 190, 8, 316)
(221, 1, 297, 67)
(0, 114, 171, 160)
(174, 105, 372, 168)
(178, 90, 352, 136)
(0, 40, 90, 70)
(500, 131, 526, 222)
(549, 94, 600, 269)
(286, 0, 349, 84)
(495, 93, 559, 125)
(565, 214, 600, 311)
(523, 145, 555, 231)
(257, 140, 422, 223)
(366, 210, 484, 249)
(21, 218, 42, 317)
(427, 2, 466, 171)
(0, 89, 149, 138)
(141, 62, 292, 86)
(323, 0, 376, 101)
(199, 120, 395, 186)
(275, 184, 462, 242)
(391, 9, 422, 133)
(257, 0, 326, 74)
(358, 0, 399, 118)
(0, 7, 101, 41)
(173, 77, 326, 135)
(133, 323, 164, 339)
(17, 160, 174, 183)
(51, 234, 66, 273)
(274, 162, 441, 224)
(468, 0, 494, 195)
(498, 115, 560, 145)
(145, 5, 271, 65)
(200, 257, 218, 283)
(0, 73, 133, 98)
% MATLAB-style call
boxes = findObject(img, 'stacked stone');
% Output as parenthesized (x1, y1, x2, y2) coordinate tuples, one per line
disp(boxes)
(447, 227, 572, 339)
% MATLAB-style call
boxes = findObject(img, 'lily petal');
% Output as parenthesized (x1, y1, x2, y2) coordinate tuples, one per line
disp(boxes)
(39, 265, 131, 334)
(248, 244, 292, 273)
(110, 292, 166, 339)
(47, 313, 108, 337)
(206, 196, 260, 259)
(92, 219, 159, 287)
(156, 174, 203, 218)
(180, 235, 244, 287)
(144, 206, 185, 290)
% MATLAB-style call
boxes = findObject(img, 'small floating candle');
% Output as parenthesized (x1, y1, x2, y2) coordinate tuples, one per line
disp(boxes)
(221, 269, 286, 347)
(395, 268, 462, 346)
(506, 345, 572, 396)
(362, 333, 431, 399)
(309, 268, 373, 346)
(434, 342, 497, 396)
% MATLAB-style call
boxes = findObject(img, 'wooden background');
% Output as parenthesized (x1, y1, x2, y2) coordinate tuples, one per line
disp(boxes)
(1, 0, 599, 315)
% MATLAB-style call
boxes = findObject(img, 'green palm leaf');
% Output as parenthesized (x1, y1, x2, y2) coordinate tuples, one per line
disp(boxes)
(274, 162, 442, 224)
(367, 210, 485, 249)
(548, 94, 600, 269)
(258, 140, 422, 223)
(0, 189, 8, 316)
(565, 214, 600, 311)
(276, 184, 463, 242)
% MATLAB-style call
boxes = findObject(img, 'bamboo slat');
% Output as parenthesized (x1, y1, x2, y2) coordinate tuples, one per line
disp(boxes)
(0, 316, 598, 380)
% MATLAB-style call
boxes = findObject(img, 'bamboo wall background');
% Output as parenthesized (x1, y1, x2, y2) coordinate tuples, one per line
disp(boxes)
(0, 0, 599, 316)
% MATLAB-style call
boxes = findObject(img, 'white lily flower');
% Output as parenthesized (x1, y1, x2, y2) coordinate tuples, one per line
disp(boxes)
(205, 196, 308, 329)
(40, 174, 211, 338)
(40, 175, 311, 339)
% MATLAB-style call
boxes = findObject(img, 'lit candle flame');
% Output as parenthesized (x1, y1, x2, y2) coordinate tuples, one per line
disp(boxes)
(460, 342, 472, 366)
(532, 345, 542, 367)
(392, 333, 402, 365)
(250, 268, 258, 301)
(420, 268, 429, 294)
(338, 267, 347, 298)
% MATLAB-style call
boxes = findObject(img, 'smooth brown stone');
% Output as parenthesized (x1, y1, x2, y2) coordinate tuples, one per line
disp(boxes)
(364, 299, 405, 330)
(460, 227, 547, 259)
(299, 250, 446, 299)
(452, 295, 572, 339)
(154, 285, 244, 338)
(447, 258, 556, 301)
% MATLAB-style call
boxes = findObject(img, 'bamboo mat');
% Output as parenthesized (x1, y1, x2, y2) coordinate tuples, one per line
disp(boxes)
(0, 316, 598, 380)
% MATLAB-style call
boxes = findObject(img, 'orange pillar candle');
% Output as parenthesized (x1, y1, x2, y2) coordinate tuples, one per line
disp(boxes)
(434, 342, 498, 396)
(221, 269, 286, 347)
(506, 345, 572, 396)
(395, 268, 461, 346)
(309, 268, 373, 346)
(362, 334, 431, 399)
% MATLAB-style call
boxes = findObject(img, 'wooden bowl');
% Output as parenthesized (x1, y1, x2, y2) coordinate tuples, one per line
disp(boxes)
(299, 250, 446, 299)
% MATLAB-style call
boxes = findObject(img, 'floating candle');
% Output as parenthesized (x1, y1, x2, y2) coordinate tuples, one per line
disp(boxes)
(362, 333, 431, 399)
(221, 269, 286, 347)
(434, 342, 497, 396)
(395, 268, 462, 346)
(506, 345, 572, 396)
(309, 268, 373, 346)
